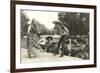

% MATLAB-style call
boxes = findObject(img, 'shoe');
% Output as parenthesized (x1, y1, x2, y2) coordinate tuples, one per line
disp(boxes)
(59, 55, 64, 57)
(53, 53, 57, 56)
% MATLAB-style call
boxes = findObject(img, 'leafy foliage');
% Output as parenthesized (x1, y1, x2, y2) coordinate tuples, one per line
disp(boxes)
(21, 10, 29, 37)
(58, 12, 89, 36)
(33, 20, 50, 35)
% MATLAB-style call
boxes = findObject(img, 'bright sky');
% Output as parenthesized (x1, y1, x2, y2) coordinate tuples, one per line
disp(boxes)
(24, 10, 59, 30)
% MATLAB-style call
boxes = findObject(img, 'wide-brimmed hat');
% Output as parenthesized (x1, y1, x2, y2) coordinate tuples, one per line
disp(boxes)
(46, 36, 53, 40)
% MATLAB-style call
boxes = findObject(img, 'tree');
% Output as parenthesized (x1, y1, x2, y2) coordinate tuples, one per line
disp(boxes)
(79, 13, 89, 35)
(58, 12, 89, 36)
(30, 19, 50, 35)
(21, 10, 29, 37)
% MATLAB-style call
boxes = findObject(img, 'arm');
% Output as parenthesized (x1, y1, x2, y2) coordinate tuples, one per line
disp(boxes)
(62, 25, 69, 34)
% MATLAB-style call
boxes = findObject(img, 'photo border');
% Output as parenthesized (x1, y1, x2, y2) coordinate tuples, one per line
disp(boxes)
(10, 1, 97, 73)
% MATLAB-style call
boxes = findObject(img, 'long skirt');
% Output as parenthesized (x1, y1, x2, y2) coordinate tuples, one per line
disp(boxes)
(27, 34, 43, 58)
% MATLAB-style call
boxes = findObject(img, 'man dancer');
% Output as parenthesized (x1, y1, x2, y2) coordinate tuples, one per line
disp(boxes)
(54, 25, 69, 57)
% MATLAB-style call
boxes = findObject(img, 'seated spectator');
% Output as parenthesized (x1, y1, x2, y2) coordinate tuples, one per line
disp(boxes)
(45, 36, 54, 53)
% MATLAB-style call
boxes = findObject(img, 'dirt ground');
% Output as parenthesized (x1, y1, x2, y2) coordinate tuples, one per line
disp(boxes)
(21, 48, 82, 64)
(20, 37, 84, 64)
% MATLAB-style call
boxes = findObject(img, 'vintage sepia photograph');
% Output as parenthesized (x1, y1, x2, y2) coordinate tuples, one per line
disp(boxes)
(11, 1, 96, 72)
(21, 10, 90, 63)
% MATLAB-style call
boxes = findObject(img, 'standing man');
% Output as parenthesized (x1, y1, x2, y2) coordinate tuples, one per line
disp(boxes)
(54, 25, 69, 57)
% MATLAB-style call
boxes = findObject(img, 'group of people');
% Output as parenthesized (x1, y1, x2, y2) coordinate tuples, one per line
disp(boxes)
(27, 19, 89, 59)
